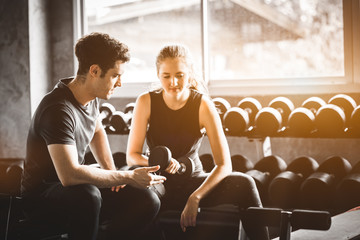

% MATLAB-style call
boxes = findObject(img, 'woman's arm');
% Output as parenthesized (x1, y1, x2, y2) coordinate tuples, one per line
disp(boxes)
(180, 96, 233, 231)
(191, 96, 232, 199)
(126, 93, 151, 167)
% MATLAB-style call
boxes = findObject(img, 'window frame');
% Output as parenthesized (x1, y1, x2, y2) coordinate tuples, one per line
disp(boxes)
(75, 0, 360, 97)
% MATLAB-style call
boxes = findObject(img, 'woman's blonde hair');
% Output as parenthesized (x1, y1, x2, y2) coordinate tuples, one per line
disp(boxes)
(154, 44, 208, 94)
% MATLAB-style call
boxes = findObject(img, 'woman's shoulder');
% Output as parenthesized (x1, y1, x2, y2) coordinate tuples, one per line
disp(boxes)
(137, 91, 151, 103)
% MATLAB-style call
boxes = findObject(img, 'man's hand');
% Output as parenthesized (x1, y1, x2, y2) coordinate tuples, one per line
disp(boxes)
(130, 165, 166, 189)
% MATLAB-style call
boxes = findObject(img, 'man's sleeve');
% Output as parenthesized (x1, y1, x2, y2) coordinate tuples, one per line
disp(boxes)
(39, 104, 76, 145)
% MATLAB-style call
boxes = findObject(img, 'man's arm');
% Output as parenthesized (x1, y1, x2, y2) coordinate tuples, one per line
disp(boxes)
(89, 117, 116, 170)
(48, 143, 166, 188)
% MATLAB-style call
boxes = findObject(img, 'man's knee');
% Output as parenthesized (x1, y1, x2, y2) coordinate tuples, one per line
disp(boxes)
(143, 188, 162, 215)
(68, 184, 102, 212)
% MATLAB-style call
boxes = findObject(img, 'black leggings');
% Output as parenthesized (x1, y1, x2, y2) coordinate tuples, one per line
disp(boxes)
(159, 172, 270, 240)
(23, 183, 161, 240)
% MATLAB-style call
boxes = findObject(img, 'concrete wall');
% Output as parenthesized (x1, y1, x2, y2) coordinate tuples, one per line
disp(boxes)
(29, 0, 52, 115)
(0, 0, 31, 158)
(0, 0, 74, 159)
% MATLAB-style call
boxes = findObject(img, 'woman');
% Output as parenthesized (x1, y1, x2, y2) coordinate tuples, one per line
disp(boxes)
(126, 44, 269, 239)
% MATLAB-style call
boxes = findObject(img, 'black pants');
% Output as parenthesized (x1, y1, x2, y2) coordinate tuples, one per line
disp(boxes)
(23, 183, 161, 240)
(159, 172, 270, 240)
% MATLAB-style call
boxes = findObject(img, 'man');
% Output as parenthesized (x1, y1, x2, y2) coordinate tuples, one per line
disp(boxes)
(21, 32, 166, 240)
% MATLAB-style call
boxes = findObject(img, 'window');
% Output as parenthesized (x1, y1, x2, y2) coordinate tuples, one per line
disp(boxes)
(85, 0, 201, 84)
(208, 0, 344, 80)
(81, 0, 360, 96)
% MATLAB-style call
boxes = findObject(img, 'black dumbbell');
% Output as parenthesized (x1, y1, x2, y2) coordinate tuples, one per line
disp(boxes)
(124, 102, 135, 127)
(237, 97, 262, 128)
(148, 146, 194, 179)
(99, 103, 116, 127)
(108, 102, 135, 134)
(268, 97, 295, 126)
(109, 111, 131, 134)
(286, 96, 327, 137)
(255, 97, 294, 136)
(199, 153, 215, 173)
(328, 94, 357, 128)
(223, 97, 262, 136)
(212, 97, 231, 123)
(301, 96, 326, 115)
(246, 155, 287, 204)
(223, 107, 250, 136)
(315, 104, 346, 137)
(315, 94, 357, 137)
(300, 156, 352, 210)
(350, 105, 360, 136)
(287, 107, 316, 137)
(231, 154, 253, 173)
(268, 156, 319, 209)
(334, 160, 360, 211)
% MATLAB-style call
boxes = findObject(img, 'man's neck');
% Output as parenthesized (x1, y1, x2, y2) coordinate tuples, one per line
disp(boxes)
(67, 75, 94, 107)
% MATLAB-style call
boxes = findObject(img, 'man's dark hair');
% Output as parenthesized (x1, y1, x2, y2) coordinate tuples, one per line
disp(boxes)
(75, 32, 130, 77)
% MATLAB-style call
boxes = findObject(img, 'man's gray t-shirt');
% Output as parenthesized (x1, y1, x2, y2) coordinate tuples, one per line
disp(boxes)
(21, 78, 99, 196)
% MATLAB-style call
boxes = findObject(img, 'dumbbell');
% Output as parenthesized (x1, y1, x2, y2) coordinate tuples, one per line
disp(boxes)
(246, 155, 287, 204)
(287, 107, 316, 137)
(124, 102, 135, 126)
(231, 154, 253, 173)
(334, 160, 360, 211)
(99, 103, 116, 127)
(287, 96, 326, 137)
(328, 94, 357, 128)
(223, 97, 263, 136)
(350, 105, 360, 136)
(314, 104, 346, 137)
(255, 97, 294, 136)
(223, 107, 250, 136)
(109, 111, 131, 134)
(268, 156, 319, 209)
(300, 156, 352, 210)
(212, 97, 231, 123)
(301, 96, 326, 115)
(199, 153, 215, 173)
(237, 97, 262, 129)
(148, 146, 194, 179)
(109, 102, 135, 134)
(315, 94, 357, 137)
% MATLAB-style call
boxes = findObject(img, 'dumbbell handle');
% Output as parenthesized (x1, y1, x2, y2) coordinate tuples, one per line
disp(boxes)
(177, 162, 187, 174)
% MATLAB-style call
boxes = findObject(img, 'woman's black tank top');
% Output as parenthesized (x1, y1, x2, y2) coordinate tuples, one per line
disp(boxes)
(146, 89, 205, 174)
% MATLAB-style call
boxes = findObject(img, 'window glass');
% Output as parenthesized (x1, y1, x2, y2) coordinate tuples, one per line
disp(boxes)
(208, 0, 344, 80)
(85, 0, 202, 83)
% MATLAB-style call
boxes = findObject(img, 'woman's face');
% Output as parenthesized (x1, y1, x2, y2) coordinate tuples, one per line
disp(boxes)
(158, 57, 190, 96)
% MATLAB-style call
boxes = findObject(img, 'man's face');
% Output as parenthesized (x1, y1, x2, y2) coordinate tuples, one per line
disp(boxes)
(96, 60, 125, 100)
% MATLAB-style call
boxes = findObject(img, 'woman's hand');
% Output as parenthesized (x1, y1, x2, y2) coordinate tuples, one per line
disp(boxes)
(111, 185, 126, 192)
(165, 158, 181, 174)
(180, 195, 200, 232)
